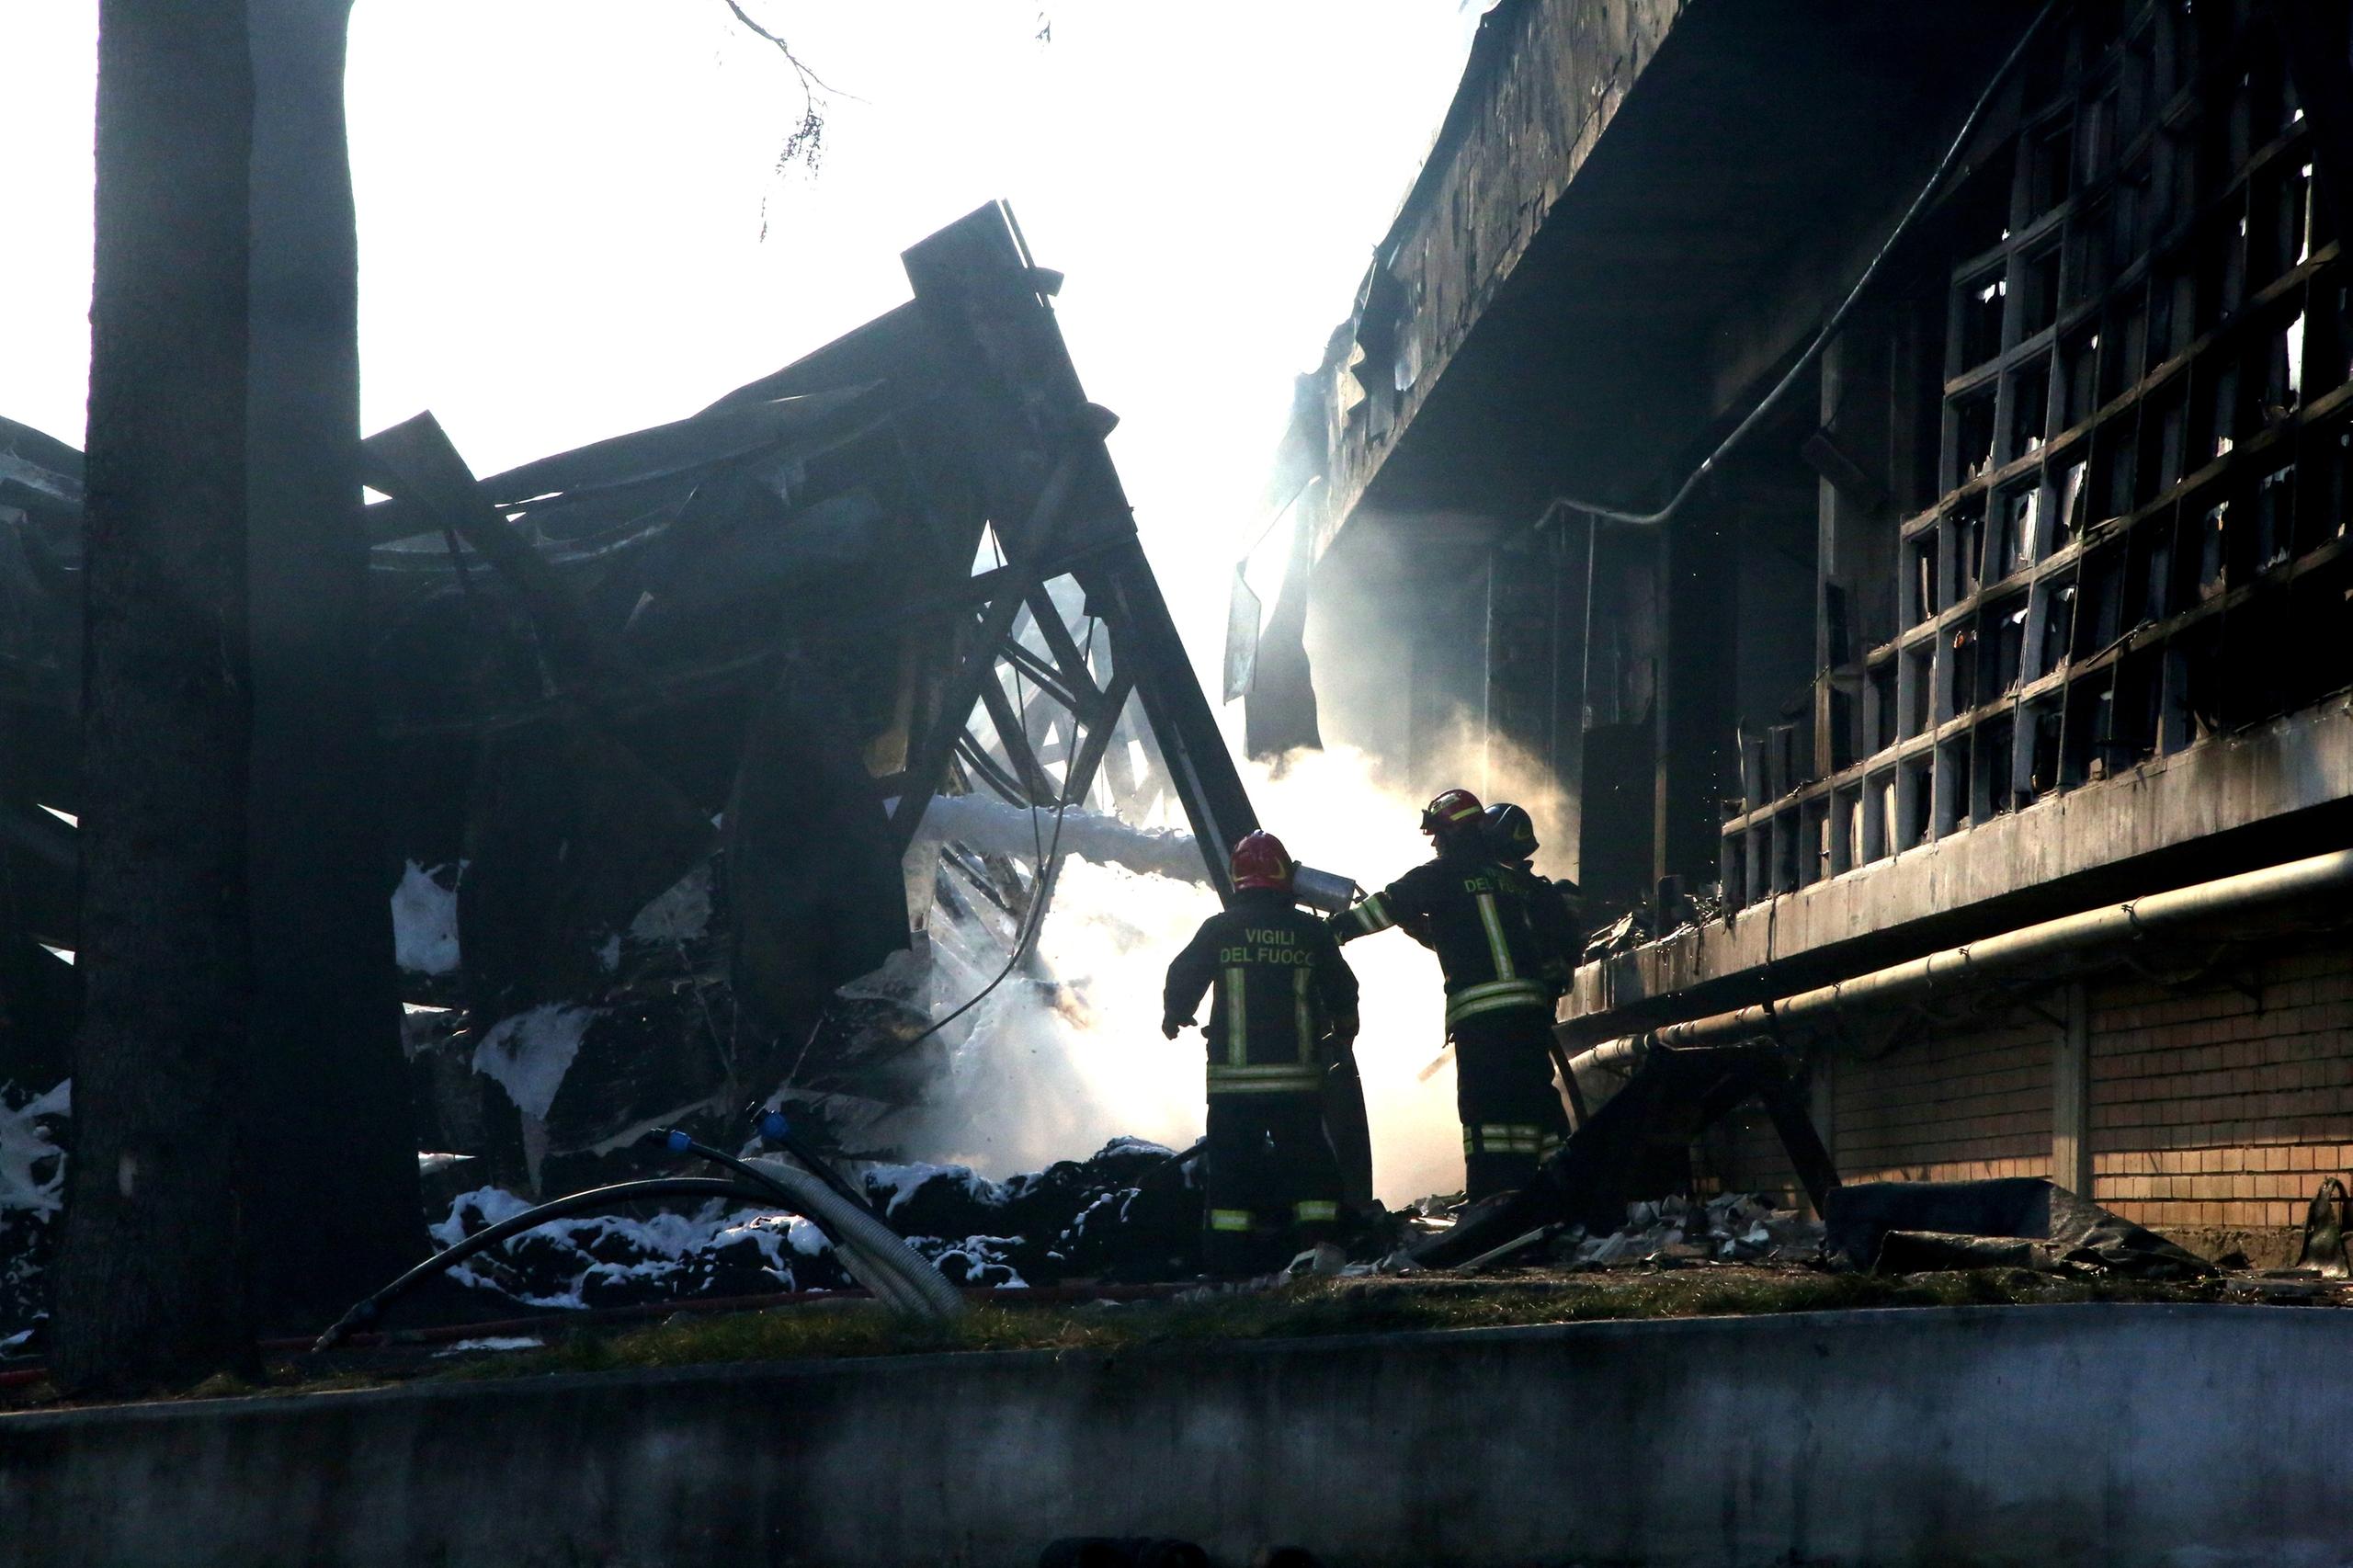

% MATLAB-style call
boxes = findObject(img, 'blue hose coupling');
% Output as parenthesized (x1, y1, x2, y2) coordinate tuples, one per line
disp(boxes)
(664, 1129, 692, 1153)
(757, 1110, 791, 1143)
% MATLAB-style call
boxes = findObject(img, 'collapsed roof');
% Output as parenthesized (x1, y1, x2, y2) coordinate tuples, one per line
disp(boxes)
(0, 202, 1261, 1189)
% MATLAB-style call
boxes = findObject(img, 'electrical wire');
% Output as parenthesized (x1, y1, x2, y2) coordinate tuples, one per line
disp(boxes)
(1540, 0, 2060, 529)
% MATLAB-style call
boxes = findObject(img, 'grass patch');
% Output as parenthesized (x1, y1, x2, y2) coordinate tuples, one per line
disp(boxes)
(434, 1267, 2224, 1384)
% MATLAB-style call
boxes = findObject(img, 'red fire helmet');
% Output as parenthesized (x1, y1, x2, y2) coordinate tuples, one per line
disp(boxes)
(1230, 829, 1295, 892)
(1420, 787, 1486, 838)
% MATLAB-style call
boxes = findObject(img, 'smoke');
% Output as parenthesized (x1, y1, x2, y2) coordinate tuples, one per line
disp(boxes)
(871, 857, 1217, 1176)
(875, 716, 1573, 1208)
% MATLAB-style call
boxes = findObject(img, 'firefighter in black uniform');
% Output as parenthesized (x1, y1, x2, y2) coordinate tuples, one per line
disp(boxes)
(1483, 801, 1584, 993)
(1329, 788, 1571, 1202)
(1164, 830, 1361, 1274)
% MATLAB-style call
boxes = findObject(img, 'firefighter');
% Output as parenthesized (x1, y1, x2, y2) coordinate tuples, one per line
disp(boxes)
(1482, 801, 1585, 996)
(1329, 788, 1570, 1202)
(1163, 829, 1361, 1274)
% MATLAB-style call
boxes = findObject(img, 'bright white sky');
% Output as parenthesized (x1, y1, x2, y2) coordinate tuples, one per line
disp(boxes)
(0, 0, 1488, 669)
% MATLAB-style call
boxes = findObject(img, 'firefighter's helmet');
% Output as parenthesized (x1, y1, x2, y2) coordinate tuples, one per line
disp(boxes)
(1420, 787, 1486, 840)
(1483, 801, 1539, 858)
(1230, 829, 1295, 892)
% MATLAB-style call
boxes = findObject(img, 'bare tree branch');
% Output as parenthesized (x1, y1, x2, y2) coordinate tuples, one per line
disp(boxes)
(716, 0, 835, 186)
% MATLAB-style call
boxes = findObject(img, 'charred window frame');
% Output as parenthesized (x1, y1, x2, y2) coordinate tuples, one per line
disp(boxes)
(1720, 0, 2353, 907)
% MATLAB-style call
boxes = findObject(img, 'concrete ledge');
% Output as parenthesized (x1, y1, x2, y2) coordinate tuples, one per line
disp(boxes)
(3, 1303, 2347, 1566)
(1568, 701, 2353, 1040)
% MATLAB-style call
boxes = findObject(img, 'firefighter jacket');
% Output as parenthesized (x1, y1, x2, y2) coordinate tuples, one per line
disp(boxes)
(1165, 889, 1361, 1096)
(1330, 846, 1553, 1028)
(1501, 860, 1584, 997)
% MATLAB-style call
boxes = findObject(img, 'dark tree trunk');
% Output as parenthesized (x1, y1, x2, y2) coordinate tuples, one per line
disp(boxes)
(51, 0, 259, 1393)
(242, 0, 426, 1325)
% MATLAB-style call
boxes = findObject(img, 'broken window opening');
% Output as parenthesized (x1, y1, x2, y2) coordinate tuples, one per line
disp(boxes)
(1899, 756, 1933, 852)
(2248, 309, 2303, 428)
(1799, 798, 1830, 888)
(2028, 118, 2076, 220)
(2105, 290, 2150, 403)
(2036, 575, 2078, 678)
(2019, 244, 2063, 341)
(2249, 159, 2313, 286)
(2023, 698, 2065, 802)
(2053, 457, 2091, 550)
(1975, 712, 2019, 822)
(1831, 786, 1861, 876)
(2253, 463, 2296, 572)
(2196, 498, 2232, 597)
(2062, 326, 2102, 430)
(2193, 210, 2245, 338)
(1993, 483, 2040, 581)
(2008, 356, 2052, 461)
(1867, 657, 1899, 753)
(1902, 642, 1935, 742)
(2141, 380, 2188, 497)
(1956, 270, 2009, 373)
(1948, 497, 1986, 603)
(1948, 625, 1980, 723)
(1905, 530, 1939, 625)
(1935, 736, 1971, 836)
(1865, 770, 1894, 863)
(2126, 506, 2175, 626)
(2296, 426, 2352, 557)
(2076, 542, 2127, 656)
(2097, 420, 2140, 521)
(1984, 595, 2029, 699)
(2068, 201, 2115, 312)
(2064, 671, 2115, 783)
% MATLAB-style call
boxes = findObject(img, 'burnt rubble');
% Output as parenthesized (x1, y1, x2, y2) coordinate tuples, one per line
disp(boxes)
(416, 1138, 1209, 1312)
(1, 203, 1266, 1227)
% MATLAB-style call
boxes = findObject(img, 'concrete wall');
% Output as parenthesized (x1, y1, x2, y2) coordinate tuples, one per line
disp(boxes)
(5, 1304, 2350, 1567)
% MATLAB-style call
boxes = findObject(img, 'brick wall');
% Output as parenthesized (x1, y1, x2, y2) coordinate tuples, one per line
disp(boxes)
(1685, 932, 2353, 1249)
(1833, 1021, 2053, 1184)
(2088, 942, 2353, 1234)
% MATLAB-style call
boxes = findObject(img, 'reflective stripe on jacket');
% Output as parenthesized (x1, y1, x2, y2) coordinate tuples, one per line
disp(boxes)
(1330, 848, 1555, 1023)
(1165, 888, 1359, 1095)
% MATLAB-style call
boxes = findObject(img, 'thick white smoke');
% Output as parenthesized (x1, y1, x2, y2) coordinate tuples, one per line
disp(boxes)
(878, 716, 1574, 1208)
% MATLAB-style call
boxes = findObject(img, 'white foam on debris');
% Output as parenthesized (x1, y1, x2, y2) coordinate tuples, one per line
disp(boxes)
(431, 1185, 827, 1310)
(392, 860, 462, 975)
(860, 1161, 1006, 1220)
(472, 1005, 599, 1120)
(0, 1082, 71, 1216)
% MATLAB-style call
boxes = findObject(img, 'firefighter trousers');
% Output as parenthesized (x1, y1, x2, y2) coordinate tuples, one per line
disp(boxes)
(1452, 1007, 1572, 1202)
(1202, 1091, 1344, 1275)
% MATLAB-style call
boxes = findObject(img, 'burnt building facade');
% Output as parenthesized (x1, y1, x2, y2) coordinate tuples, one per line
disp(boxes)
(1262, 0, 2353, 1256)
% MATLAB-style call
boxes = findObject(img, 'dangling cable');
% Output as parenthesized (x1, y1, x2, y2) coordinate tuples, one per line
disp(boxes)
(1540, 0, 2061, 529)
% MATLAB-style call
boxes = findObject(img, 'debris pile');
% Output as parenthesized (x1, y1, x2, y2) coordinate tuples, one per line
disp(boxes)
(1562, 1192, 1824, 1267)
(423, 1137, 1206, 1314)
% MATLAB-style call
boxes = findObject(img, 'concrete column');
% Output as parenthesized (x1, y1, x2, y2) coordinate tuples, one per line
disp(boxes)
(2052, 981, 2093, 1196)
